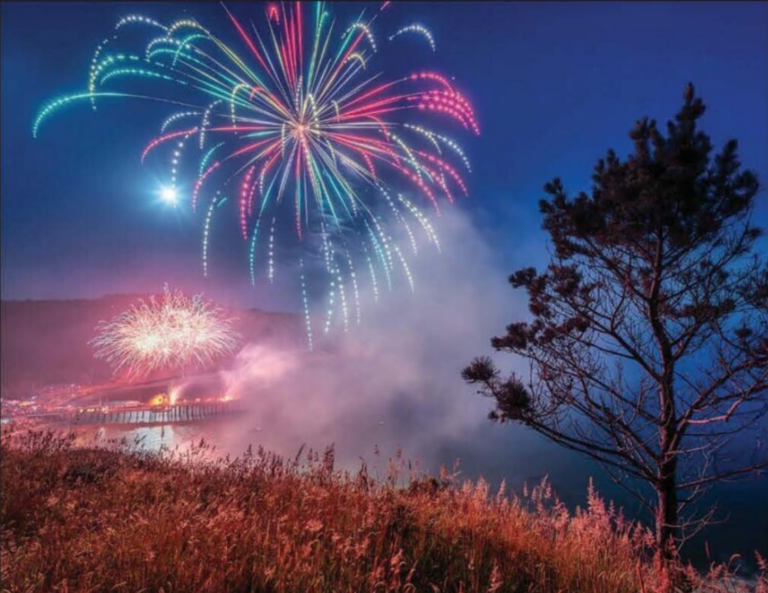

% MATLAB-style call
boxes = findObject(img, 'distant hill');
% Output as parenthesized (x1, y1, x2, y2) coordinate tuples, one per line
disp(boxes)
(0, 295, 303, 398)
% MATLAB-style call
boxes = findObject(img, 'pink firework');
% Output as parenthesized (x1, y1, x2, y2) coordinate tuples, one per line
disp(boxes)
(90, 287, 240, 378)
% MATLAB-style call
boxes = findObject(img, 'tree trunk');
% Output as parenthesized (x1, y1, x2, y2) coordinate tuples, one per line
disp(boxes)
(656, 358, 678, 586)
(655, 460, 679, 591)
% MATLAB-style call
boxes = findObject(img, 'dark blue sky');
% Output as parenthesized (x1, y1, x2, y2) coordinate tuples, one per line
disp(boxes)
(2, 1, 766, 308)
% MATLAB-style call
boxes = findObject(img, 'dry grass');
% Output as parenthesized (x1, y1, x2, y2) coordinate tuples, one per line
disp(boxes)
(1, 428, 765, 593)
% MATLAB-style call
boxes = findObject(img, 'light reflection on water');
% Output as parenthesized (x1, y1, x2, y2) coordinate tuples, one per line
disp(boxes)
(71, 419, 237, 457)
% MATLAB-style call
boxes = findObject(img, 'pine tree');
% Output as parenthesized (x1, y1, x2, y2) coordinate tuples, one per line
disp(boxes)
(463, 84, 767, 575)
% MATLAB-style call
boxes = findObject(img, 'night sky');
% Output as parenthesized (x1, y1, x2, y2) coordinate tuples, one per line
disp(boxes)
(2, 1, 766, 308)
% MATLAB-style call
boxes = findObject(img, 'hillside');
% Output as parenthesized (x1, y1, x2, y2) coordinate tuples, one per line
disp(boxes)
(0, 295, 303, 398)
(2, 430, 761, 593)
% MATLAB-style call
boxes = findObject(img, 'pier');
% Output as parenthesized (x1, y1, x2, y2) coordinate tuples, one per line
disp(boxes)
(30, 400, 246, 426)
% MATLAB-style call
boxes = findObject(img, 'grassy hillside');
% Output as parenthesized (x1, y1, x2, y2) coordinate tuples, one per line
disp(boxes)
(2, 429, 764, 593)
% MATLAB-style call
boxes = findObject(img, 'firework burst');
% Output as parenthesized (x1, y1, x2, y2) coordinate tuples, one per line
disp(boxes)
(35, 2, 478, 343)
(90, 287, 240, 378)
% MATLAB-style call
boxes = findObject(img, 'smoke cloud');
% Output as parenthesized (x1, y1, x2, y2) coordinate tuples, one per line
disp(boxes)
(214, 207, 532, 476)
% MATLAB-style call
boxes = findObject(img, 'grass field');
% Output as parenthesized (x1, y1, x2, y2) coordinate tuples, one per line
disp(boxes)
(2, 428, 765, 593)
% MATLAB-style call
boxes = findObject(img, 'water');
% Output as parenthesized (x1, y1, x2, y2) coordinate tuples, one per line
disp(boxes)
(70, 418, 238, 455)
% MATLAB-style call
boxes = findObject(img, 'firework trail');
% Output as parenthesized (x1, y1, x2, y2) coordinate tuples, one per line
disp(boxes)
(90, 286, 240, 378)
(35, 2, 478, 344)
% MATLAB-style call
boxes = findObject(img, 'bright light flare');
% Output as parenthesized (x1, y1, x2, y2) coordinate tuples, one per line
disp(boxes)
(149, 393, 168, 406)
(168, 385, 181, 405)
(160, 186, 178, 205)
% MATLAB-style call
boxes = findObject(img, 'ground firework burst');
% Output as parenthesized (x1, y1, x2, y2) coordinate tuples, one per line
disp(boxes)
(36, 2, 478, 343)
(90, 287, 240, 378)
